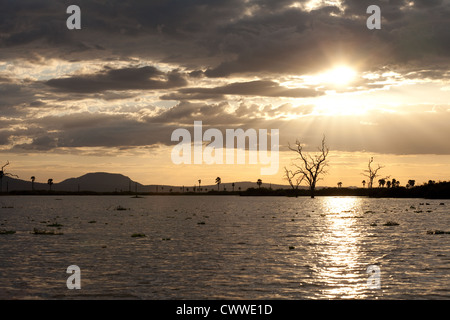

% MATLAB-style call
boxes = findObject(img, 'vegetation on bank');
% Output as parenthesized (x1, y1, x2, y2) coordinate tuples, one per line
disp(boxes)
(241, 181, 450, 199)
(1, 181, 449, 199)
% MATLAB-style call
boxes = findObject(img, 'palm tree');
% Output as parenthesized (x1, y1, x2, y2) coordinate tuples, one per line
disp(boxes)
(215, 177, 221, 191)
(257, 179, 262, 188)
(31, 176, 36, 191)
(378, 178, 386, 188)
(337, 182, 342, 188)
(362, 180, 366, 188)
(48, 179, 54, 191)
(407, 180, 415, 188)
(232, 182, 235, 192)
(386, 180, 391, 188)
(391, 178, 397, 188)
(198, 179, 201, 192)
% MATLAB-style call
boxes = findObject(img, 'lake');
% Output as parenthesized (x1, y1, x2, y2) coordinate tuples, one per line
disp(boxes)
(0, 195, 448, 299)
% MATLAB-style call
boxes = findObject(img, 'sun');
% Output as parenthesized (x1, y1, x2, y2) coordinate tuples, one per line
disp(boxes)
(318, 66, 357, 86)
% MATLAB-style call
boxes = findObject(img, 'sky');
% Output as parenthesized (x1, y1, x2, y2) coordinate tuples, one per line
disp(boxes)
(0, 0, 449, 187)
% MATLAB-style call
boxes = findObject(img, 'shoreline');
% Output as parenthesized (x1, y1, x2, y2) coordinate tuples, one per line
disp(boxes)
(1, 181, 449, 200)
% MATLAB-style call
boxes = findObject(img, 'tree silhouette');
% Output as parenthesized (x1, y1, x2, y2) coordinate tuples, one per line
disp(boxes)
(391, 178, 397, 188)
(386, 180, 391, 188)
(31, 176, 36, 191)
(284, 167, 304, 197)
(362, 157, 388, 189)
(198, 179, 201, 192)
(286, 136, 329, 198)
(47, 179, 54, 191)
(232, 182, 235, 192)
(407, 180, 415, 188)
(337, 182, 343, 188)
(362, 180, 366, 188)
(378, 178, 386, 188)
(0, 161, 18, 193)
(257, 179, 262, 189)
(215, 177, 221, 191)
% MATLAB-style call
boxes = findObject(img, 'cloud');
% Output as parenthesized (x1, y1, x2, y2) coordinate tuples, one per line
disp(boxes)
(45, 66, 187, 93)
(3, 99, 449, 156)
(161, 80, 322, 100)
(0, 0, 448, 79)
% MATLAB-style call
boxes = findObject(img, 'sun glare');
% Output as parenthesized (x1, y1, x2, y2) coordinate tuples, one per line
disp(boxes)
(320, 66, 357, 86)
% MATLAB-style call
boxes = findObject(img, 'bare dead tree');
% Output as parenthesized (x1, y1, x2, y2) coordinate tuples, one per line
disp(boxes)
(362, 157, 389, 189)
(283, 167, 305, 198)
(0, 161, 19, 193)
(287, 136, 329, 198)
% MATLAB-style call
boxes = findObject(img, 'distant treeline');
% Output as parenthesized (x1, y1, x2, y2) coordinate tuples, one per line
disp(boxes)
(3, 181, 449, 199)
(241, 181, 450, 199)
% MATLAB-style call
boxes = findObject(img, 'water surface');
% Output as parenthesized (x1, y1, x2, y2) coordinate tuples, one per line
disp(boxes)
(0, 195, 448, 299)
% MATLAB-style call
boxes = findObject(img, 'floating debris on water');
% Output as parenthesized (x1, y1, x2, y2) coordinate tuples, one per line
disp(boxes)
(32, 228, 63, 235)
(47, 223, 63, 227)
(131, 233, 146, 237)
(383, 221, 399, 226)
(0, 230, 16, 235)
(426, 230, 450, 235)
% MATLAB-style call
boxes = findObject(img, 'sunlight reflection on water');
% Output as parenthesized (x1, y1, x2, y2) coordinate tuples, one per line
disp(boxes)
(313, 197, 367, 298)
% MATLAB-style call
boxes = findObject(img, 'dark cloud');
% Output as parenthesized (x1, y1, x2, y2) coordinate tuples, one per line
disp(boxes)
(0, 77, 44, 116)
(161, 80, 322, 100)
(45, 66, 188, 93)
(1, 0, 449, 78)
